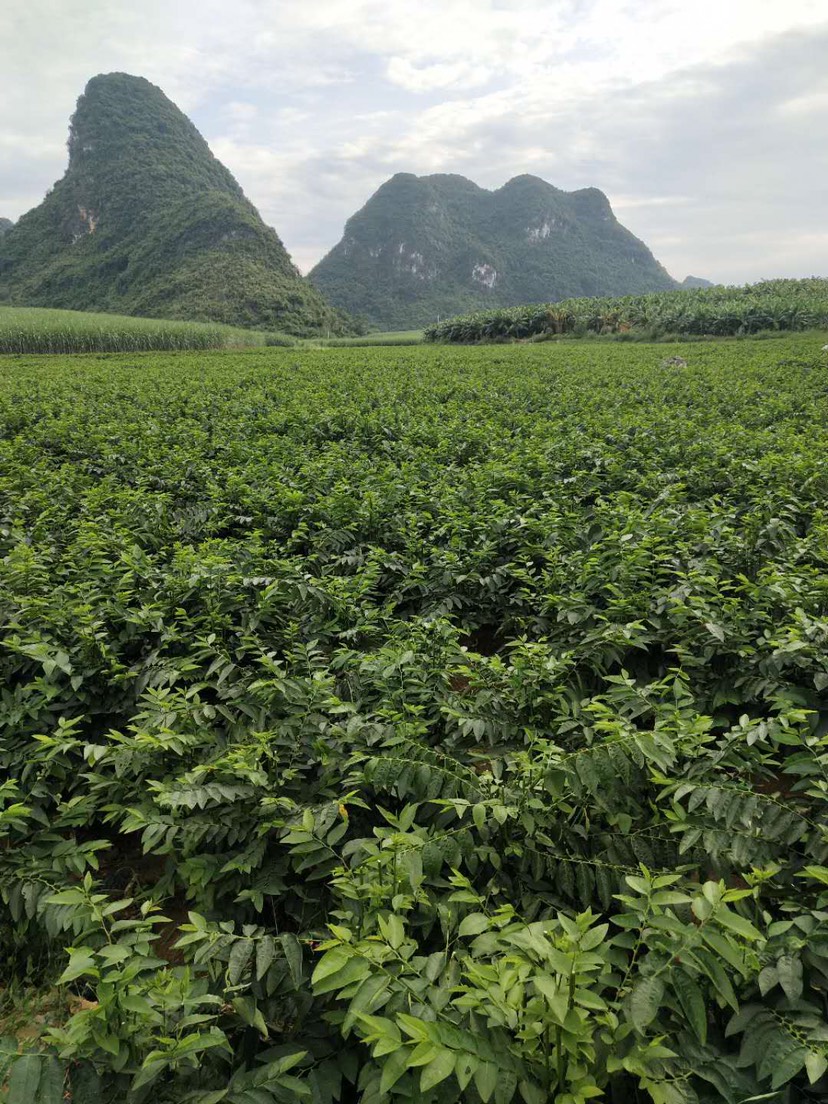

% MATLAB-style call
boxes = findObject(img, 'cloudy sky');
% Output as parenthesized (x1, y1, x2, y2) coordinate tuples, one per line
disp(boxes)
(1, 0, 826, 282)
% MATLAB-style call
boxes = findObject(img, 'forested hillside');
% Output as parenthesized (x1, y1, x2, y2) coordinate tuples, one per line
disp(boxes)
(310, 173, 677, 329)
(0, 74, 353, 336)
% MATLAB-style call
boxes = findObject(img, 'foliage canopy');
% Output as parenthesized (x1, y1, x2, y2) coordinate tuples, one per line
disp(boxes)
(2, 337, 828, 1102)
(425, 278, 828, 342)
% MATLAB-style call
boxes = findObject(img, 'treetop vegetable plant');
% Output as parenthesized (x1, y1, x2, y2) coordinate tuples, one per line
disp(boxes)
(1, 335, 828, 1103)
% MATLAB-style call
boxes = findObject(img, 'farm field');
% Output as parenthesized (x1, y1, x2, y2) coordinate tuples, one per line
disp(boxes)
(315, 330, 424, 348)
(0, 306, 283, 355)
(425, 278, 828, 343)
(2, 336, 828, 1103)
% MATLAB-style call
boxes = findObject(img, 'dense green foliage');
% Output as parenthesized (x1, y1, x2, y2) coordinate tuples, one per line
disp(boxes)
(0, 219, 13, 239)
(0, 74, 353, 337)
(309, 174, 677, 330)
(2, 337, 828, 1103)
(317, 330, 424, 348)
(425, 278, 828, 343)
(0, 306, 282, 354)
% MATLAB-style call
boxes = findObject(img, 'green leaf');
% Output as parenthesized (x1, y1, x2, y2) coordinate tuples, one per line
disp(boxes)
(758, 966, 778, 996)
(357, 1014, 402, 1057)
(800, 865, 828, 886)
(381, 913, 405, 950)
(648, 914, 687, 936)
(715, 908, 763, 942)
(397, 1013, 431, 1042)
(273, 1050, 307, 1075)
(651, 890, 691, 906)
(455, 1055, 477, 1092)
(228, 937, 254, 985)
(280, 933, 304, 987)
(701, 928, 747, 975)
(379, 1047, 409, 1095)
(672, 970, 707, 1045)
(406, 1043, 439, 1067)
(35, 1057, 65, 1104)
(630, 976, 664, 1032)
(68, 1065, 102, 1104)
(494, 1068, 518, 1104)
(8, 1055, 41, 1104)
(311, 948, 349, 986)
(420, 1049, 455, 1092)
(519, 1081, 547, 1104)
(573, 988, 607, 1011)
(342, 973, 391, 1032)
(694, 947, 739, 1011)
(533, 976, 568, 1024)
(255, 936, 276, 981)
(805, 1052, 828, 1085)
(232, 997, 268, 1037)
(59, 948, 99, 983)
(725, 1003, 763, 1037)
(312, 956, 370, 995)
(474, 1061, 499, 1103)
(770, 1045, 808, 1089)
(579, 923, 609, 950)
(131, 1059, 166, 1093)
(776, 955, 803, 1001)
(458, 912, 489, 937)
(624, 875, 650, 895)
(691, 895, 714, 922)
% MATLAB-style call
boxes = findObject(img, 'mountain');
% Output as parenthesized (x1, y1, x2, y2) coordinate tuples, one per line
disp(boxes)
(0, 74, 351, 336)
(0, 219, 13, 237)
(309, 173, 678, 329)
(680, 275, 714, 289)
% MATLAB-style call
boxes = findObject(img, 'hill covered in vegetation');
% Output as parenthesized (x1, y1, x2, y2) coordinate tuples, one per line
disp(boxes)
(0, 218, 13, 237)
(309, 172, 678, 329)
(425, 277, 828, 342)
(0, 74, 352, 336)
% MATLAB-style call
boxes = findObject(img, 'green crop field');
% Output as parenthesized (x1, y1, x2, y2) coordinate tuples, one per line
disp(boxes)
(425, 278, 828, 344)
(2, 336, 828, 1103)
(0, 306, 285, 354)
(316, 330, 424, 348)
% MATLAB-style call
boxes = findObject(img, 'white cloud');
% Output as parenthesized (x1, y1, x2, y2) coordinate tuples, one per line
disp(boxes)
(1, 0, 826, 282)
(776, 91, 828, 116)
(386, 57, 492, 94)
(613, 196, 694, 210)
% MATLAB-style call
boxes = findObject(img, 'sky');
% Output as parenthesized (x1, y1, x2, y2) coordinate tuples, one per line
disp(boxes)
(1, 0, 826, 283)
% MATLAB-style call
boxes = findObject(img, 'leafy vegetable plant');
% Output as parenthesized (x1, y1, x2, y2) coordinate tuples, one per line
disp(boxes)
(1, 335, 827, 1102)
